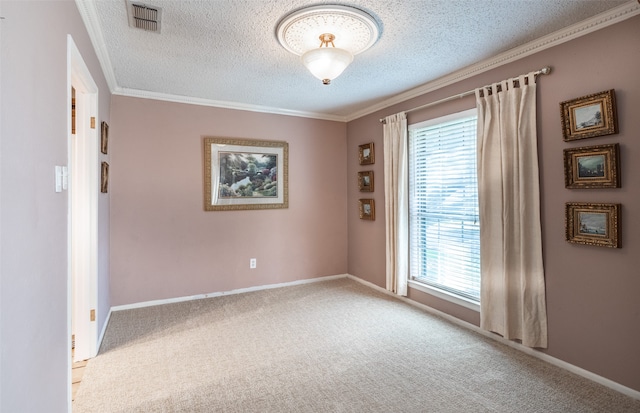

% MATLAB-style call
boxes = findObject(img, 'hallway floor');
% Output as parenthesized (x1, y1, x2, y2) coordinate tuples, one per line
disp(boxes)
(72, 357, 87, 401)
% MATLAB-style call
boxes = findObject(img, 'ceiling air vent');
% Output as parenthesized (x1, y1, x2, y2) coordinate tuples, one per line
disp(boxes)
(127, 1, 162, 33)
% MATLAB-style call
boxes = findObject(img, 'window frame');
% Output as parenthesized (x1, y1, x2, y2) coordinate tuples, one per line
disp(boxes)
(407, 108, 480, 312)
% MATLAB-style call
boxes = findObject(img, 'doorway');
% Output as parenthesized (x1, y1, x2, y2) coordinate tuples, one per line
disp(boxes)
(67, 35, 98, 368)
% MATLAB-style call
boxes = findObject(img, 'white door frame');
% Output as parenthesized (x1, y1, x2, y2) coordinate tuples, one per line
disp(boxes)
(67, 35, 98, 366)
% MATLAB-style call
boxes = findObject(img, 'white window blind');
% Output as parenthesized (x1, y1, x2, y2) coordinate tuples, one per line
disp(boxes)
(408, 109, 480, 303)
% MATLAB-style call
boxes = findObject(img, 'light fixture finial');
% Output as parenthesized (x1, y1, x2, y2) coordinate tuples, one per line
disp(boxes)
(319, 33, 335, 48)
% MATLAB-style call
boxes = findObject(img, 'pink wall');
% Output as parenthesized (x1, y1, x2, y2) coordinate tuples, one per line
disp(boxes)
(0, 1, 111, 411)
(109, 97, 348, 306)
(347, 16, 640, 392)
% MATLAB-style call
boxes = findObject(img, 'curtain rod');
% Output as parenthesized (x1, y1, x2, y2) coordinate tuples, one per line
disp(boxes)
(379, 66, 551, 123)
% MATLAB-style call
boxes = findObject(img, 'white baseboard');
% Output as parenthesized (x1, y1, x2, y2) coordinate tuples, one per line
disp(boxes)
(110, 274, 349, 312)
(346, 274, 640, 401)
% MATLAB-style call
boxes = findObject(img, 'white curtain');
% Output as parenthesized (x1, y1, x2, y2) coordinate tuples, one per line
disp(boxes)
(383, 113, 408, 296)
(475, 73, 548, 348)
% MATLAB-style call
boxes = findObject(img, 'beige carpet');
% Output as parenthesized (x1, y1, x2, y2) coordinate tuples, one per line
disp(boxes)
(73, 278, 640, 412)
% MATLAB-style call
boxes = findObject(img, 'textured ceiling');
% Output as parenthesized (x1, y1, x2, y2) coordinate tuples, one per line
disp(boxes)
(83, 0, 636, 120)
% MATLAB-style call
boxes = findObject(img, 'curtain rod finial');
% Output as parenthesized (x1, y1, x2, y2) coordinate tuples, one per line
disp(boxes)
(540, 66, 551, 75)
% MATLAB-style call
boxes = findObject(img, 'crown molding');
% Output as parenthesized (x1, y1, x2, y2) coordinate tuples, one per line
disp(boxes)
(74, 0, 118, 92)
(345, 1, 640, 122)
(112, 87, 349, 122)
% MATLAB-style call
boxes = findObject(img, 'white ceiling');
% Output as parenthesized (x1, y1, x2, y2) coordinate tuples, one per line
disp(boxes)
(79, 1, 638, 121)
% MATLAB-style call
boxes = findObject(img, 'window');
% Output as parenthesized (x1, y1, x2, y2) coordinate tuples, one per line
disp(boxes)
(408, 109, 480, 304)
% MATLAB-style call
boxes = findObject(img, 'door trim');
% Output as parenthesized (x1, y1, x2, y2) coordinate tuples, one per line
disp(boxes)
(67, 34, 99, 405)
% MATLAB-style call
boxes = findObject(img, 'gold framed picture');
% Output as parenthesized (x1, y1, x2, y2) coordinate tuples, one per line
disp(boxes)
(358, 142, 375, 165)
(560, 89, 618, 141)
(359, 199, 375, 220)
(101, 162, 109, 193)
(101, 121, 109, 154)
(358, 171, 374, 192)
(203, 137, 288, 211)
(563, 143, 620, 189)
(565, 202, 620, 248)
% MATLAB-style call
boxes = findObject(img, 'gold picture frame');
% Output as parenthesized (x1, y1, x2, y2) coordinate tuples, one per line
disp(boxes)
(101, 121, 109, 154)
(101, 162, 109, 193)
(359, 199, 375, 220)
(560, 89, 618, 141)
(203, 137, 288, 211)
(358, 171, 374, 192)
(564, 143, 620, 189)
(358, 142, 375, 165)
(565, 202, 620, 248)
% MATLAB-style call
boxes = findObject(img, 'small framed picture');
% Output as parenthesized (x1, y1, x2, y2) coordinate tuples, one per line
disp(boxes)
(101, 121, 109, 154)
(101, 162, 109, 193)
(358, 171, 374, 192)
(359, 199, 375, 220)
(560, 89, 618, 141)
(359, 142, 375, 165)
(563, 143, 620, 189)
(565, 202, 620, 248)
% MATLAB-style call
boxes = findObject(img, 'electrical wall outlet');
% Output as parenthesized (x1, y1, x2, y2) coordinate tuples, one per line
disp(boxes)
(250, 258, 257, 269)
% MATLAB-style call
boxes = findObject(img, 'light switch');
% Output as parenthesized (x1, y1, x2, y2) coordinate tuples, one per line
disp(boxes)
(55, 166, 68, 192)
(55, 166, 63, 192)
(62, 166, 68, 190)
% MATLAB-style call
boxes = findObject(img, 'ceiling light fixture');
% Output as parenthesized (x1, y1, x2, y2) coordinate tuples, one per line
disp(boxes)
(276, 5, 381, 85)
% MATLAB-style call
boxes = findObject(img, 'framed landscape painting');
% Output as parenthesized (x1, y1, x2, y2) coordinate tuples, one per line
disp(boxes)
(358, 171, 374, 192)
(565, 202, 620, 248)
(101, 162, 109, 193)
(563, 143, 620, 189)
(203, 137, 288, 211)
(359, 143, 375, 165)
(359, 199, 375, 220)
(101, 121, 109, 154)
(560, 89, 618, 141)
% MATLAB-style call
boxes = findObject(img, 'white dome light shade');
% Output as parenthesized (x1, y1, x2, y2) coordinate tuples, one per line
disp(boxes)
(301, 47, 354, 85)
